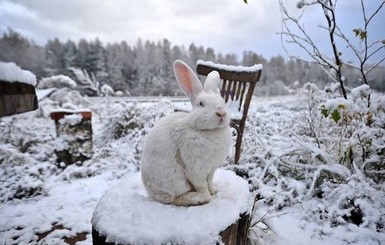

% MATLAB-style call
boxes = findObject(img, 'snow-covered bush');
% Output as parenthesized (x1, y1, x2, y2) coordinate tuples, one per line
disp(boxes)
(37, 75, 77, 89)
(115, 91, 124, 96)
(101, 84, 115, 96)
(303, 83, 385, 182)
(231, 83, 385, 244)
(100, 99, 174, 142)
(0, 121, 55, 202)
(102, 102, 146, 140)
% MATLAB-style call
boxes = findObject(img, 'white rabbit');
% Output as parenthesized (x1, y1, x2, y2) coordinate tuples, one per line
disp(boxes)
(140, 60, 232, 206)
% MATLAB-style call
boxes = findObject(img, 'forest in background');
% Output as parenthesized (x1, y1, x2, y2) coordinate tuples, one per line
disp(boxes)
(1, 28, 384, 96)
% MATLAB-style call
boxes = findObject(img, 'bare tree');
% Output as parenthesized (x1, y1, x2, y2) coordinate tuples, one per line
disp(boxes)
(278, 0, 385, 100)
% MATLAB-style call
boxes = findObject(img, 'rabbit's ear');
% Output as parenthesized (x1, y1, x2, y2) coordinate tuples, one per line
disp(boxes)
(174, 60, 203, 102)
(204, 71, 220, 93)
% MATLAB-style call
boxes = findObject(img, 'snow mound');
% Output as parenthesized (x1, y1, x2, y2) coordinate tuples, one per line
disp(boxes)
(0, 61, 37, 86)
(92, 169, 250, 245)
(37, 75, 77, 89)
(197, 60, 263, 73)
(36, 88, 57, 101)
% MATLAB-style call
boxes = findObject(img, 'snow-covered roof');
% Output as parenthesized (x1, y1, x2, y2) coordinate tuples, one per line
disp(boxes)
(197, 60, 263, 73)
(92, 169, 250, 245)
(0, 62, 37, 86)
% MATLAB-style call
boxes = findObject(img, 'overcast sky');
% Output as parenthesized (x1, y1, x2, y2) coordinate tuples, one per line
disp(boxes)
(0, 0, 384, 63)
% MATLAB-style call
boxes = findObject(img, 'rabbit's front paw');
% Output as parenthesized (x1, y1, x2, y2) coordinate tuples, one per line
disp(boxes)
(189, 192, 212, 205)
(209, 186, 217, 196)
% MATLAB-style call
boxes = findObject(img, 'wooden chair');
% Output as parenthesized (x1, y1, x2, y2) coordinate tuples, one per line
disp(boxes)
(196, 61, 262, 164)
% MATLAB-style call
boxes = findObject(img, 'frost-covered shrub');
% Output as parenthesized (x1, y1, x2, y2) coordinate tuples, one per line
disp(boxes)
(0, 115, 56, 161)
(101, 84, 114, 96)
(305, 84, 385, 182)
(101, 99, 174, 141)
(233, 83, 384, 243)
(0, 145, 51, 202)
(106, 102, 146, 139)
(305, 174, 385, 228)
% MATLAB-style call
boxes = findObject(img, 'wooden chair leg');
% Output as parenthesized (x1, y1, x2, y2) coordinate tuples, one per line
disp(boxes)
(234, 131, 243, 164)
(234, 121, 246, 164)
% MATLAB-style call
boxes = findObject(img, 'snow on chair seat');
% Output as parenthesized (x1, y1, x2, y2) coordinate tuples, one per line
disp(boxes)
(91, 169, 251, 245)
(196, 60, 262, 164)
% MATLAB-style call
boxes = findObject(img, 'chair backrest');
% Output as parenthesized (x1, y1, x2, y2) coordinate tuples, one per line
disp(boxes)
(196, 61, 262, 121)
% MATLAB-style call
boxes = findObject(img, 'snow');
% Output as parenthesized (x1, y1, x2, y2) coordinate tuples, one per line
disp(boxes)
(197, 60, 263, 73)
(58, 114, 83, 126)
(50, 108, 92, 114)
(36, 88, 57, 101)
(0, 61, 37, 86)
(101, 84, 114, 96)
(351, 84, 370, 99)
(92, 169, 250, 245)
(0, 87, 384, 245)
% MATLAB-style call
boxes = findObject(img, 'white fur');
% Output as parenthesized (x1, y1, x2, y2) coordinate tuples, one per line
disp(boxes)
(140, 60, 232, 206)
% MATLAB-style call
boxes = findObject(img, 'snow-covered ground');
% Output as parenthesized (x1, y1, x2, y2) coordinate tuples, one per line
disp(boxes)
(0, 88, 384, 245)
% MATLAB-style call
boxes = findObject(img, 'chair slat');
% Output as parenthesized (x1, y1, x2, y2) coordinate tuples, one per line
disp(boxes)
(235, 81, 242, 101)
(231, 81, 237, 101)
(225, 80, 232, 102)
(221, 80, 227, 98)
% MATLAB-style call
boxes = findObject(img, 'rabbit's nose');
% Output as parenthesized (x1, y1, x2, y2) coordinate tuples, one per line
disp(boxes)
(216, 110, 226, 118)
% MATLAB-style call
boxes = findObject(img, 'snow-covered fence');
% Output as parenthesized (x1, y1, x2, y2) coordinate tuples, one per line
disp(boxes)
(91, 170, 251, 245)
(50, 110, 93, 167)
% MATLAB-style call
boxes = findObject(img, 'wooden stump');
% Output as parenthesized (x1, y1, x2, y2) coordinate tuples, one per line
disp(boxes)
(50, 110, 93, 166)
(91, 170, 251, 245)
(0, 80, 38, 117)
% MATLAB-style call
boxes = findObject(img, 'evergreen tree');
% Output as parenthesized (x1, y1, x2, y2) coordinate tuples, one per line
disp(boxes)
(205, 47, 216, 62)
(106, 43, 124, 90)
(0, 28, 45, 78)
(44, 38, 65, 76)
(86, 38, 108, 84)
(63, 40, 80, 76)
(159, 39, 176, 96)
(77, 39, 89, 71)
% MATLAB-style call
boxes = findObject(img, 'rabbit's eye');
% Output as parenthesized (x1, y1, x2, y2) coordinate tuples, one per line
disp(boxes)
(199, 101, 205, 107)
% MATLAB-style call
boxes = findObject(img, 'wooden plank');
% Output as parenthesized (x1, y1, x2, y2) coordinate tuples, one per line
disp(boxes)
(0, 81, 38, 117)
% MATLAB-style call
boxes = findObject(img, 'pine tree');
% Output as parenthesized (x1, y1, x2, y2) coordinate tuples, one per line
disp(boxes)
(63, 40, 80, 77)
(44, 38, 65, 76)
(106, 43, 124, 91)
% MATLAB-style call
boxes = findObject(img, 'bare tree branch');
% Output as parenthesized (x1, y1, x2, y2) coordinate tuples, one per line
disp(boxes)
(278, 0, 385, 103)
(366, 55, 385, 75)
